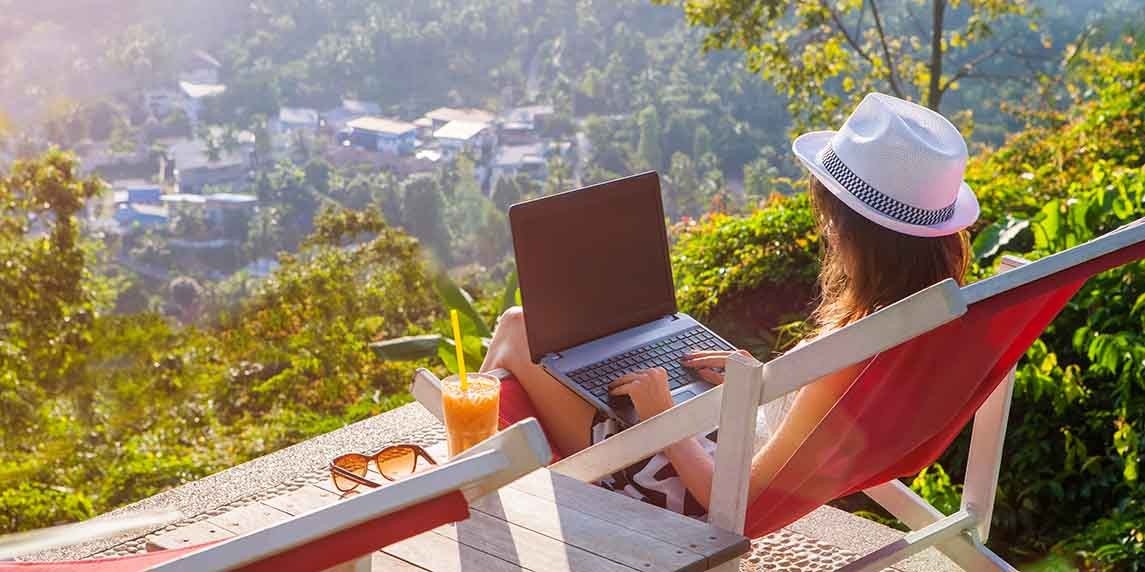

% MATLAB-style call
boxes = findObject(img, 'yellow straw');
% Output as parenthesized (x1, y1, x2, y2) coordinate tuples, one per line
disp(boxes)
(450, 309, 468, 391)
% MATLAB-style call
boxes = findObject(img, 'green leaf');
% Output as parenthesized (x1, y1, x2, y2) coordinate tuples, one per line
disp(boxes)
(433, 273, 491, 338)
(972, 216, 1029, 261)
(499, 269, 519, 315)
(369, 335, 442, 361)
(1032, 200, 1061, 251)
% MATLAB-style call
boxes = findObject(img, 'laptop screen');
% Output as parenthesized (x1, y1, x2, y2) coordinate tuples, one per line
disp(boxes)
(509, 172, 677, 363)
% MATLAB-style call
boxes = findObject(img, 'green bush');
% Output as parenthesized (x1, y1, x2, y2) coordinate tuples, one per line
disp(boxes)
(0, 483, 93, 532)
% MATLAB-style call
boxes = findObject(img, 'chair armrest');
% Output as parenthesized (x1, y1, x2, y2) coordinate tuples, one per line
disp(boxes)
(551, 385, 724, 482)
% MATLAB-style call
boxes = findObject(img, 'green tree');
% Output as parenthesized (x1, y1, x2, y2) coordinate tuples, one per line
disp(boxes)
(0, 150, 105, 427)
(666, 152, 704, 220)
(401, 175, 452, 264)
(636, 105, 665, 171)
(668, 0, 1036, 126)
(491, 176, 522, 211)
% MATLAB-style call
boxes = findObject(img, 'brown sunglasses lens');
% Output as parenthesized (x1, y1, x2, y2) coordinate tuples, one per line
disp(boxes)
(375, 446, 417, 480)
(331, 453, 370, 492)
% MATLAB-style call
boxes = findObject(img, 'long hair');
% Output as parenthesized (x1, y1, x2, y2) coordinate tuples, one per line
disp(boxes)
(809, 177, 971, 332)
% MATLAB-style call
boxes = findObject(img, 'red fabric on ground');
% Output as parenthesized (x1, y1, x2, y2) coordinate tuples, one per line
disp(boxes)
(497, 376, 564, 461)
(0, 542, 220, 571)
(236, 490, 469, 572)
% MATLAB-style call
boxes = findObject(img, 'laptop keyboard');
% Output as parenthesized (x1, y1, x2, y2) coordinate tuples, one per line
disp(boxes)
(566, 326, 734, 402)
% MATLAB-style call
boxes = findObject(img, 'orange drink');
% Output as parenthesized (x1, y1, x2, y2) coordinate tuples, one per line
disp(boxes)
(442, 373, 500, 456)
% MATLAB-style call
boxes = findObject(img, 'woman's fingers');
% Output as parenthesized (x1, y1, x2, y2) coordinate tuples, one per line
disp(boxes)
(682, 350, 734, 359)
(694, 367, 724, 385)
(680, 355, 729, 368)
(608, 370, 645, 390)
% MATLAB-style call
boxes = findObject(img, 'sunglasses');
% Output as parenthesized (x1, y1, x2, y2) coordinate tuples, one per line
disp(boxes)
(328, 444, 437, 492)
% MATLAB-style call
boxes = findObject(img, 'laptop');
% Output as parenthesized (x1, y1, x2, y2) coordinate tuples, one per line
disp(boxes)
(508, 171, 736, 427)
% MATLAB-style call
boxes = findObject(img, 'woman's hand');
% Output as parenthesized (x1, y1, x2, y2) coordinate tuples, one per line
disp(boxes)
(679, 349, 755, 385)
(609, 368, 674, 420)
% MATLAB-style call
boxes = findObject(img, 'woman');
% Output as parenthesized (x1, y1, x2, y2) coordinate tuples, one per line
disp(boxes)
(480, 93, 979, 516)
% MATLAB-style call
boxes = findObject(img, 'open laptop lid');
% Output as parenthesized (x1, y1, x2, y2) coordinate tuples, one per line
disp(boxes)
(509, 171, 677, 363)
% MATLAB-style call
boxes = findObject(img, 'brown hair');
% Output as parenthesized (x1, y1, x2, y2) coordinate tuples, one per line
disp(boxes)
(809, 177, 970, 332)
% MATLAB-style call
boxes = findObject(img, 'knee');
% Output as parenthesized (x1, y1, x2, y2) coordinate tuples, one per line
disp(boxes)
(497, 306, 526, 332)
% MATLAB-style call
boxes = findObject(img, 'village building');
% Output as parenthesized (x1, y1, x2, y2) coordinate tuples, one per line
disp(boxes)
(339, 116, 418, 155)
(169, 139, 251, 194)
(432, 120, 495, 157)
(423, 107, 496, 130)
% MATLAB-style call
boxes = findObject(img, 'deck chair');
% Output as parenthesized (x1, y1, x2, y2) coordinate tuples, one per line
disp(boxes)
(413, 219, 1145, 571)
(1, 419, 551, 572)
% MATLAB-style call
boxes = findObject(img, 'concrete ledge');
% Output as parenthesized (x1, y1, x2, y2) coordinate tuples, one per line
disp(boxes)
(28, 403, 443, 562)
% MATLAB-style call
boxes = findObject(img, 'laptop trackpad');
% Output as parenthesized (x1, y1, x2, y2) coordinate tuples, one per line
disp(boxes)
(671, 389, 697, 405)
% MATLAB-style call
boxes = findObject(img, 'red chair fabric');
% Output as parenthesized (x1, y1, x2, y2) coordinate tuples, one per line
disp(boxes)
(2, 490, 469, 571)
(494, 239, 1145, 539)
(744, 240, 1145, 537)
(0, 543, 218, 571)
(235, 490, 469, 572)
(497, 376, 564, 461)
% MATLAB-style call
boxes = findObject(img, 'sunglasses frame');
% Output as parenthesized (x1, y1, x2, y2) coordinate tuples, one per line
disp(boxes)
(328, 444, 437, 492)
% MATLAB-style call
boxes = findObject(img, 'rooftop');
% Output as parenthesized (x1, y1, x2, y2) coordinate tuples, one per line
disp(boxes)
(493, 142, 548, 167)
(161, 194, 208, 205)
(204, 193, 258, 205)
(278, 107, 319, 126)
(341, 99, 382, 116)
(432, 119, 490, 142)
(178, 81, 227, 99)
(346, 116, 418, 136)
(169, 139, 247, 171)
(424, 106, 496, 125)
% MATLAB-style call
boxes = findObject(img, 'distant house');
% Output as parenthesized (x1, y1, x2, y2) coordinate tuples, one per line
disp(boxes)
(274, 107, 320, 134)
(501, 105, 555, 129)
(143, 88, 183, 119)
(178, 81, 227, 124)
(322, 99, 383, 132)
(271, 107, 320, 152)
(433, 120, 494, 156)
(115, 203, 169, 230)
(126, 185, 162, 204)
(423, 107, 497, 130)
(339, 117, 418, 155)
(169, 139, 250, 194)
(490, 143, 548, 186)
(110, 180, 162, 205)
(413, 117, 435, 139)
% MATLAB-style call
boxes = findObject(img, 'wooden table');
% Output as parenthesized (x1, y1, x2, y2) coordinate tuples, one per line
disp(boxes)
(146, 442, 748, 572)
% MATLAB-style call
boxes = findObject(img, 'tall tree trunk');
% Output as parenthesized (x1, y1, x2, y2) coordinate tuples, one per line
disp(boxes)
(927, 0, 946, 110)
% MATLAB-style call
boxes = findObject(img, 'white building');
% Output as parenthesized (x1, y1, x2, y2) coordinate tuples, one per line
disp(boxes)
(432, 120, 494, 156)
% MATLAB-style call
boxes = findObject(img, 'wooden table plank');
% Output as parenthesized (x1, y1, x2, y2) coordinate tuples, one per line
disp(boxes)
(263, 484, 343, 516)
(372, 550, 432, 571)
(436, 509, 637, 572)
(473, 487, 706, 571)
(383, 527, 526, 572)
(206, 503, 292, 535)
(146, 519, 235, 551)
(509, 469, 748, 565)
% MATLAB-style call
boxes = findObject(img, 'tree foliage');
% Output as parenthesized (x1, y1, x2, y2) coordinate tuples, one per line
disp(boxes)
(664, 0, 1042, 127)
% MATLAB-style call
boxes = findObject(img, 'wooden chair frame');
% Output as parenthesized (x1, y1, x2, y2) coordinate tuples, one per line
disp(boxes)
(151, 419, 550, 572)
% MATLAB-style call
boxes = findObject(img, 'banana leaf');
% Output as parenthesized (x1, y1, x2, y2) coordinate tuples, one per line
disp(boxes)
(433, 273, 491, 338)
(369, 335, 442, 361)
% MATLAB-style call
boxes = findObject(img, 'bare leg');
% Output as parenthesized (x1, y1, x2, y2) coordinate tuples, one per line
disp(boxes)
(481, 307, 596, 454)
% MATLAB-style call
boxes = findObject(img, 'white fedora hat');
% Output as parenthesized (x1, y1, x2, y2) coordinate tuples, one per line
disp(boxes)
(792, 93, 979, 237)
